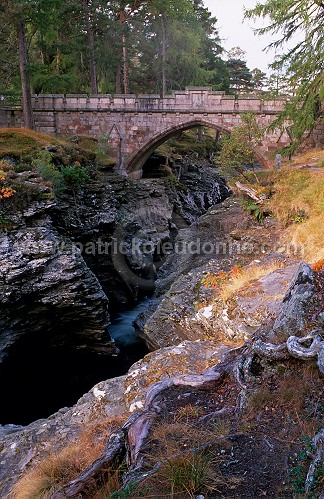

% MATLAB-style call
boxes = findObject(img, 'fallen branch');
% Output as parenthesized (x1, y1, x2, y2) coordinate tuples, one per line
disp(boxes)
(235, 182, 267, 204)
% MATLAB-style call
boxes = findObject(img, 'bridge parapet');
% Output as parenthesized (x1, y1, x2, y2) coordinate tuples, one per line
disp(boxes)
(28, 87, 287, 114)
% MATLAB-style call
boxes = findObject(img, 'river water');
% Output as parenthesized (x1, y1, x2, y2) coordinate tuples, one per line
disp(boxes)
(109, 299, 149, 346)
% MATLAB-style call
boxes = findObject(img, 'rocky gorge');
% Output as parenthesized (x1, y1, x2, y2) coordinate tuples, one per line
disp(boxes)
(0, 133, 323, 497)
(0, 143, 230, 425)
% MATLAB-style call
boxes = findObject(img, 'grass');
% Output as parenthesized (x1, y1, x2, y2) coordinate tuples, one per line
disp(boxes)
(232, 151, 324, 264)
(0, 128, 115, 168)
(10, 435, 104, 498)
(0, 128, 62, 158)
(10, 414, 126, 498)
(126, 415, 234, 497)
(267, 168, 324, 262)
(246, 362, 323, 439)
(174, 404, 203, 422)
(219, 261, 284, 303)
(150, 450, 219, 497)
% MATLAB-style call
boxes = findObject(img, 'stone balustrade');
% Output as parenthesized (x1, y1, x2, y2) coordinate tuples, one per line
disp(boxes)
(27, 88, 286, 114)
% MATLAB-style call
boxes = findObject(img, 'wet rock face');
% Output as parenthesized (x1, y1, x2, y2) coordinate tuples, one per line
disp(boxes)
(51, 167, 230, 303)
(0, 205, 114, 365)
(172, 161, 231, 225)
(0, 158, 229, 365)
(0, 163, 230, 399)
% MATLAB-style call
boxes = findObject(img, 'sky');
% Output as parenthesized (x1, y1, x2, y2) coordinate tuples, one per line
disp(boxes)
(202, 0, 277, 74)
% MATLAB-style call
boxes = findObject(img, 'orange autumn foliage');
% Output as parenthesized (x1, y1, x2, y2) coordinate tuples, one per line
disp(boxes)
(0, 171, 16, 200)
(312, 259, 324, 272)
(201, 266, 243, 291)
(0, 187, 15, 199)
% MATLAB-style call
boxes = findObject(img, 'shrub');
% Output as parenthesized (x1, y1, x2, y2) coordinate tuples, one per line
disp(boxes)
(31, 150, 63, 191)
(61, 161, 90, 189)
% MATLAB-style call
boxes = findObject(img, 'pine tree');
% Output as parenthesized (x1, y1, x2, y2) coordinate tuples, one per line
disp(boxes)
(226, 58, 254, 94)
(245, 0, 324, 154)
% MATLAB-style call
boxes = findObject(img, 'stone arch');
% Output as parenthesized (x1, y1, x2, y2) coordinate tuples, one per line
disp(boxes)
(126, 119, 230, 175)
(125, 118, 267, 176)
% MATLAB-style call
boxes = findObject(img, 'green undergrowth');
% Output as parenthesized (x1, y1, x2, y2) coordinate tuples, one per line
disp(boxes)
(0, 129, 116, 228)
(0, 128, 116, 169)
(156, 127, 219, 160)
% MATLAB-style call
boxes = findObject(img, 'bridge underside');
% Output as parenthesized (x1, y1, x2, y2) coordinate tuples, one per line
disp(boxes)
(124, 119, 274, 178)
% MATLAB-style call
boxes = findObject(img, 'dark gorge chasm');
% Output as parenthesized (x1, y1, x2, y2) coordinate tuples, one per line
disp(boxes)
(0, 302, 149, 426)
(0, 156, 230, 426)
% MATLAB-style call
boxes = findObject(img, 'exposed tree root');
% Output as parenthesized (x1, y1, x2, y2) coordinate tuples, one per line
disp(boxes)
(287, 331, 324, 373)
(305, 429, 324, 495)
(253, 338, 289, 360)
(253, 329, 324, 374)
(51, 429, 126, 498)
(51, 329, 324, 498)
(51, 367, 228, 498)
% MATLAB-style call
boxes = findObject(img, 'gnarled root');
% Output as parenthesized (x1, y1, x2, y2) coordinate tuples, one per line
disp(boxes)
(287, 330, 324, 373)
(51, 429, 126, 498)
(51, 366, 229, 497)
(251, 330, 324, 374)
(253, 339, 289, 360)
(305, 429, 324, 495)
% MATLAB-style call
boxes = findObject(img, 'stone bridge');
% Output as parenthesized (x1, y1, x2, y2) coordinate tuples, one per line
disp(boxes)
(0, 87, 291, 177)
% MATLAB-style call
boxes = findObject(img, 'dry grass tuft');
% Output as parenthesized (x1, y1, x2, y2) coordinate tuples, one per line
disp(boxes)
(219, 261, 284, 303)
(141, 418, 235, 497)
(145, 450, 224, 497)
(246, 362, 323, 441)
(10, 415, 126, 499)
(174, 404, 203, 422)
(10, 437, 102, 498)
(150, 421, 207, 457)
(267, 168, 324, 262)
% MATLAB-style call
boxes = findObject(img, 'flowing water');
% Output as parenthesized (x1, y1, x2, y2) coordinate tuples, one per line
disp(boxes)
(109, 299, 149, 347)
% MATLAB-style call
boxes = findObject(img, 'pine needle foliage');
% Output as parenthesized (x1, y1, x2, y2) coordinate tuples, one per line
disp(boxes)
(245, 0, 324, 155)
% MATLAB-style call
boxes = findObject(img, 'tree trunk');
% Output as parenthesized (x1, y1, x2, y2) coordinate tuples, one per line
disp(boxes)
(120, 9, 129, 94)
(17, 20, 34, 129)
(116, 62, 122, 94)
(161, 11, 167, 97)
(84, 0, 98, 94)
(122, 34, 129, 94)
